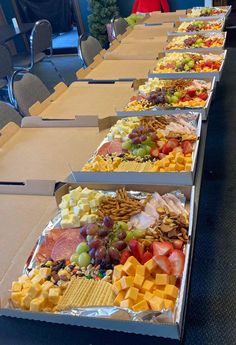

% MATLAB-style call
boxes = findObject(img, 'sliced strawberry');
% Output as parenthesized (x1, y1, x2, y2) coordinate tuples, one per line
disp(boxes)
(150, 147, 159, 158)
(162, 143, 173, 155)
(168, 250, 185, 277)
(141, 251, 153, 264)
(187, 89, 196, 98)
(167, 138, 179, 149)
(153, 255, 171, 274)
(120, 250, 131, 265)
(153, 242, 174, 257)
(149, 242, 154, 254)
(173, 240, 184, 250)
(182, 140, 193, 155)
(198, 92, 208, 101)
(129, 239, 144, 263)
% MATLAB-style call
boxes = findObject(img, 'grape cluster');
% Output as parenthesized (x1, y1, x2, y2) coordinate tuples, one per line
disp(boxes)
(184, 37, 197, 47)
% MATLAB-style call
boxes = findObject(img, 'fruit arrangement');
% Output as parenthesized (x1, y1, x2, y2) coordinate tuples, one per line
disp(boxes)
(186, 7, 228, 18)
(176, 19, 224, 33)
(165, 33, 225, 50)
(82, 115, 198, 173)
(123, 78, 211, 112)
(11, 186, 190, 316)
(153, 52, 223, 74)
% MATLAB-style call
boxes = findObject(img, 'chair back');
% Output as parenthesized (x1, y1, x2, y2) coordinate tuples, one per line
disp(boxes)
(79, 33, 102, 67)
(111, 17, 128, 38)
(30, 20, 53, 65)
(11, 71, 50, 116)
(0, 101, 22, 128)
(0, 44, 12, 79)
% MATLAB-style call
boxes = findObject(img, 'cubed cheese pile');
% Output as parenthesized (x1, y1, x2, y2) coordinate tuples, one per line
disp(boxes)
(112, 256, 179, 312)
(59, 187, 105, 229)
(11, 267, 68, 312)
(151, 151, 192, 172)
(107, 117, 140, 141)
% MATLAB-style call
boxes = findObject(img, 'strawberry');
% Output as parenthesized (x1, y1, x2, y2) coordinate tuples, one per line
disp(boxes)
(153, 255, 171, 274)
(158, 152, 167, 160)
(157, 140, 165, 150)
(173, 240, 184, 250)
(120, 250, 131, 265)
(182, 140, 193, 155)
(168, 250, 185, 277)
(150, 147, 159, 158)
(149, 243, 154, 254)
(167, 138, 179, 149)
(198, 92, 208, 101)
(162, 143, 173, 155)
(129, 240, 144, 263)
(186, 89, 196, 98)
(141, 251, 153, 264)
(153, 242, 174, 257)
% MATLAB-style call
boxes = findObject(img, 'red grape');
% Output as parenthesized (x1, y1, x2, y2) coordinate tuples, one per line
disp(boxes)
(89, 248, 96, 259)
(103, 217, 114, 229)
(95, 246, 107, 261)
(132, 137, 141, 145)
(98, 229, 109, 237)
(80, 226, 87, 238)
(86, 223, 99, 235)
(89, 238, 102, 249)
(117, 231, 127, 240)
(113, 241, 127, 251)
(108, 247, 120, 263)
(140, 134, 147, 142)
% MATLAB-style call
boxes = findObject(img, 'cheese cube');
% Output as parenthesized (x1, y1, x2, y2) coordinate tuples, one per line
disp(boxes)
(69, 188, 82, 201)
(30, 297, 44, 312)
(141, 280, 155, 293)
(136, 265, 146, 277)
(21, 294, 32, 309)
(73, 206, 82, 216)
(127, 256, 139, 267)
(89, 199, 98, 208)
(31, 274, 45, 285)
(144, 259, 157, 274)
(59, 200, 69, 209)
(125, 287, 139, 301)
(61, 208, 70, 218)
(11, 292, 22, 307)
(156, 285, 165, 291)
(155, 274, 169, 286)
(23, 280, 32, 289)
(41, 281, 54, 292)
(165, 285, 179, 300)
(120, 298, 133, 309)
(18, 275, 30, 283)
(123, 261, 136, 276)
(136, 293, 145, 303)
(39, 268, 51, 279)
(112, 280, 122, 295)
(185, 163, 192, 172)
(153, 289, 166, 299)
(164, 299, 175, 310)
(80, 203, 90, 213)
(28, 268, 39, 279)
(48, 288, 61, 305)
(169, 276, 177, 285)
(133, 274, 144, 289)
(132, 300, 149, 312)
(149, 296, 164, 311)
(11, 281, 22, 292)
(21, 288, 30, 296)
(120, 276, 134, 290)
(87, 214, 97, 223)
(143, 291, 154, 303)
(81, 188, 92, 198)
(114, 291, 126, 307)
(113, 265, 125, 282)
(27, 283, 42, 298)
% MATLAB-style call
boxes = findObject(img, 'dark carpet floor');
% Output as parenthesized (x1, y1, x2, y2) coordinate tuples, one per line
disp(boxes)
(1, 31, 236, 345)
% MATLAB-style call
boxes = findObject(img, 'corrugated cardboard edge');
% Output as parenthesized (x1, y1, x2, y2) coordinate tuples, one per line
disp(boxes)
(0, 180, 55, 196)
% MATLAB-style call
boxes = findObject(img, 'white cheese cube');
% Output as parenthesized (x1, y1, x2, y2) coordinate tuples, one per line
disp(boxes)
(61, 208, 69, 218)
(89, 199, 98, 208)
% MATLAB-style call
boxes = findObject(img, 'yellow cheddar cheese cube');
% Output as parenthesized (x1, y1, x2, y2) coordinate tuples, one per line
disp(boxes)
(114, 291, 126, 307)
(176, 163, 185, 172)
(31, 274, 45, 285)
(132, 299, 149, 312)
(18, 275, 30, 283)
(136, 293, 145, 303)
(164, 299, 175, 310)
(185, 157, 192, 163)
(168, 164, 176, 172)
(21, 288, 30, 296)
(48, 288, 61, 305)
(133, 274, 144, 289)
(141, 279, 155, 293)
(21, 294, 32, 309)
(125, 287, 139, 301)
(28, 268, 39, 279)
(169, 276, 177, 286)
(39, 267, 51, 279)
(113, 265, 125, 282)
(41, 281, 54, 292)
(23, 280, 32, 289)
(165, 285, 179, 300)
(143, 291, 154, 303)
(155, 274, 169, 286)
(27, 283, 42, 299)
(120, 298, 134, 309)
(149, 296, 164, 311)
(112, 279, 122, 295)
(123, 261, 136, 276)
(127, 256, 140, 267)
(185, 163, 192, 172)
(11, 281, 22, 292)
(144, 259, 157, 274)
(160, 168, 165, 172)
(11, 292, 22, 308)
(153, 289, 166, 299)
(135, 265, 146, 277)
(176, 155, 185, 164)
(30, 297, 44, 312)
(156, 285, 165, 291)
(120, 276, 134, 290)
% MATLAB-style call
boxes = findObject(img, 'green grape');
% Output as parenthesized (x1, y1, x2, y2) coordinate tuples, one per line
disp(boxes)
(76, 242, 89, 255)
(144, 145, 151, 154)
(78, 252, 91, 268)
(174, 91, 182, 99)
(137, 147, 146, 157)
(117, 221, 129, 231)
(132, 229, 146, 239)
(171, 96, 179, 104)
(70, 253, 79, 263)
(122, 140, 132, 150)
(188, 60, 195, 68)
(132, 149, 139, 156)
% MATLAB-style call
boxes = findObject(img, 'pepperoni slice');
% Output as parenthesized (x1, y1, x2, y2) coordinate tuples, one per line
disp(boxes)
(51, 228, 83, 261)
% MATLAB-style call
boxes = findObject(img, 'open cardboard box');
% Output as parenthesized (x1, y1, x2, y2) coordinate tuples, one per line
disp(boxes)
(179, 5, 232, 21)
(0, 123, 108, 192)
(24, 81, 135, 128)
(167, 19, 225, 37)
(0, 182, 195, 339)
(76, 56, 158, 82)
(71, 114, 202, 186)
(116, 77, 216, 121)
(162, 32, 227, 53)
(143, 10, 187, 26)
(148, 50, 227, 82)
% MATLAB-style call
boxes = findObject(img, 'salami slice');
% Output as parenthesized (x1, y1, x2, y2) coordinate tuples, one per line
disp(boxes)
(97, 142, 110, 156)
(108, 139, 123, 155)
(36, 229, 63, 263)
(51, 228, 84, 261)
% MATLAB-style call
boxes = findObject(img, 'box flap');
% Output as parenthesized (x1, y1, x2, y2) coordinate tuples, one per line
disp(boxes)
(30, 81, 134, 120)
(0, 126, 108, 184)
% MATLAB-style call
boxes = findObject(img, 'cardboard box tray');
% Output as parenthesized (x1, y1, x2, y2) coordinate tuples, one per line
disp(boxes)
(179, 5, 232, 21)
(166, 19, 225, 36)
(148, 50, 227, 82)
(117, 23, 174, 42)
(143, 10, 187, 26)
(72, 114, 202, 186)
(0, 182, 195, 339)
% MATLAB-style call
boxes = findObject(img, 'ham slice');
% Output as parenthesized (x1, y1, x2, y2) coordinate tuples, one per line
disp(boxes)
(51, 228, 84, 261)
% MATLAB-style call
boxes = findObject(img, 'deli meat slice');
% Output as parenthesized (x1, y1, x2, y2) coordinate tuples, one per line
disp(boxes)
(51, 228, 84, 261)
(108, 139, 123, 155)
(36, 229, 63, 263)
(97, 142, 110, 156)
